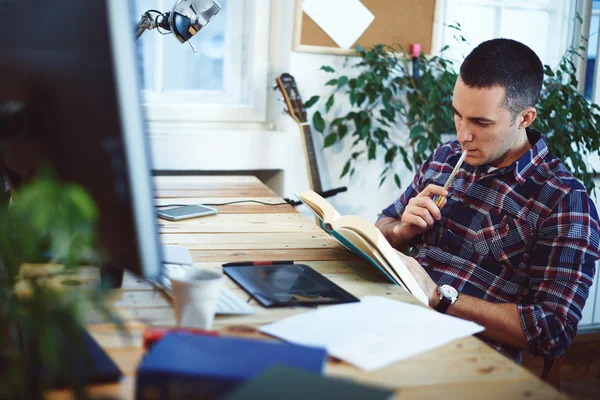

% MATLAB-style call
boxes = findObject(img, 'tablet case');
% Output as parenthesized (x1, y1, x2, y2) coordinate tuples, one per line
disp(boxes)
(223, 365, 394, 400)
(223, 263, 359, 307)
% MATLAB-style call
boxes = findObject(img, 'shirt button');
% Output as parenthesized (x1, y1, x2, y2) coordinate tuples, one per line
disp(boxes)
(443, 246, 450, 252)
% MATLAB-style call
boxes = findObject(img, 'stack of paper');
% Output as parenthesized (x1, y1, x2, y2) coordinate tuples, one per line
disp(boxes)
(260, 296, 484, 371)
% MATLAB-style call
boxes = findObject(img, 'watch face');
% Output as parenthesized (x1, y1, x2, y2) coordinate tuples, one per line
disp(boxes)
(439, 285, 458, 299)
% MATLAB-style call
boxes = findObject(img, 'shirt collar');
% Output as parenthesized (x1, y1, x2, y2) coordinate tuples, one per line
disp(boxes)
(512, 128, 548, 184)
(478, 128, 548, 184)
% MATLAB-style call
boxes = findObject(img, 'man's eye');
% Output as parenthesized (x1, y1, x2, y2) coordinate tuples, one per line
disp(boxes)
(476, 122, 491, 127)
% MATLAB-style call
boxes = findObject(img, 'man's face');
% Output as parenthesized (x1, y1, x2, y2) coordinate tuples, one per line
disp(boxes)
(452, 77, 521, 168)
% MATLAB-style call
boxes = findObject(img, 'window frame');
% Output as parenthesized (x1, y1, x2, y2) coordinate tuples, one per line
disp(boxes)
(138, 0, 271, 124)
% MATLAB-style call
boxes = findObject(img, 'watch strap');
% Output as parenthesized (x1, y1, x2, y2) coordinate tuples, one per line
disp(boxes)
(435, 296, 451, 314)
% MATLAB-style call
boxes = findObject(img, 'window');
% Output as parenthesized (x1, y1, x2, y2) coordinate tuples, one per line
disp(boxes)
(132, 0, 270, 123)
(435, 0, 576, 68)
(584, 0, 600, 100)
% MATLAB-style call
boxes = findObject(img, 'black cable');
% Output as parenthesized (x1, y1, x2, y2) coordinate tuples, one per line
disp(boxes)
(156, 200, 290, 208)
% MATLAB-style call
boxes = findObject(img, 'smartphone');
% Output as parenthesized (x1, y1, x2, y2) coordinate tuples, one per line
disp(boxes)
(157, 204, 218, 221)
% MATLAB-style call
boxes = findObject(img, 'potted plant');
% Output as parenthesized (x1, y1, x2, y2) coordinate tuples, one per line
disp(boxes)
(306, 23, 600, 193)
(0, 169, 120, 399)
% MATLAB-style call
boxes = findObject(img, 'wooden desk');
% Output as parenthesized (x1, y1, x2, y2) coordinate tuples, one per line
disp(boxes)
(51, 176, 564, 399)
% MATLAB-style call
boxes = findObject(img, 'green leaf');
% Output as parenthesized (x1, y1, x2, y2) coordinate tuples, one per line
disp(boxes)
(360, 124, 370, 138)
(356, 93, 366, 106)
(409, 125, 426, 138)
(394, 174, 402, 189)
(304, 95, 320, 109)
(368, 141, 377, 160)
(340, 160, 351, 178)
(312, 111, 325, 133)
(337, 76, 349, 88)
(417, 139, 427, 154)
(398, 147, 413, 171)
(384, 147, 397, 164)
(326, 94, 335, 112)
(325, 79, 338, 86)
(338, 124, 348, 139)
(379, 176, 387, 188)
(320, 65, 335, 73)
(324, 133, 338, 148)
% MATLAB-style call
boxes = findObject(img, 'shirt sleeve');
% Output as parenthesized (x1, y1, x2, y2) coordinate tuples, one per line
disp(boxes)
(378, 151, 436, 220)
(519, 188, 600, 359)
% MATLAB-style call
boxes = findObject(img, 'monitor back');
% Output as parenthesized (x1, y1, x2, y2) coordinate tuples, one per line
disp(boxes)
(0, 0, 162, 279)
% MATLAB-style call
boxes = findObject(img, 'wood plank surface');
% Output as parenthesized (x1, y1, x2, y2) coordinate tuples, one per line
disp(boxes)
(47, 176, 565, 399)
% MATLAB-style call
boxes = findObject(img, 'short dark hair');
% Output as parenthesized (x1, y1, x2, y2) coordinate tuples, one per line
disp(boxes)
(459, 39, 543, 117)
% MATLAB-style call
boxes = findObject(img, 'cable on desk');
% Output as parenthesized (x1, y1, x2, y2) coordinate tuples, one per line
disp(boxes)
(155, 200, 291, 207)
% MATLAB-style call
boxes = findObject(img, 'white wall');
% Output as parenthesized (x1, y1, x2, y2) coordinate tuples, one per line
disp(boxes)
(150, 0, 408, 223)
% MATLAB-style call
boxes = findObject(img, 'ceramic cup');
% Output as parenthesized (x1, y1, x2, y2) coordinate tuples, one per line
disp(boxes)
(169, 267, 223, 329)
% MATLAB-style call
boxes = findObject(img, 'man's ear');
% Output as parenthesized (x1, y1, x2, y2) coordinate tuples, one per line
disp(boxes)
(518, 107, 537, 129)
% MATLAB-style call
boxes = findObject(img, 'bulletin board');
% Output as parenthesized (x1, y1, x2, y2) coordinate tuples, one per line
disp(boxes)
(293, 0, 437, 56)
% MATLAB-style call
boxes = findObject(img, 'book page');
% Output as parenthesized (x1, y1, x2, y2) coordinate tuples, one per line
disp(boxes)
(331, 215, 429, 306)
(296, 190, 342, 226)
(335, 227, 407, 290)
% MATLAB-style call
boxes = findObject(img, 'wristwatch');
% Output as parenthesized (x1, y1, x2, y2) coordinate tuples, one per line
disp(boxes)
(435, 285, 459, 313)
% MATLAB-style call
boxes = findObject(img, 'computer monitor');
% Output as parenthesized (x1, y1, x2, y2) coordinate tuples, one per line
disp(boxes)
(0, 0, 162, 284)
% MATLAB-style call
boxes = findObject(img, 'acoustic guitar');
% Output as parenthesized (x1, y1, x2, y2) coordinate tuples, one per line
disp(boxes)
(274, 73, 347, 205)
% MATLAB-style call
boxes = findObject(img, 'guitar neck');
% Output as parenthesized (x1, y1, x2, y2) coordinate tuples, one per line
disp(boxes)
(299, 123, 323, 194)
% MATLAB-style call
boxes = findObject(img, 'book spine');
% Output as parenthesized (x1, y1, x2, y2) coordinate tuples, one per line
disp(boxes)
(136, 371, 238, 399)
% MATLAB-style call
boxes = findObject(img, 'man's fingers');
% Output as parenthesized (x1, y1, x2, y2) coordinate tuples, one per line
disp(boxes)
(419, 185, 448, 198)
(414, 207, 435, 227)
(402, 213, 429, 229)
(438, 197, 448, 209)
(409, 197, 442, 221)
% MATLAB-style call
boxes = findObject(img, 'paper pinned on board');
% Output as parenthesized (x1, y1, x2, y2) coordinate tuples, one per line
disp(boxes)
(260, 296, 484, 371)
(302, 0, 375, 50)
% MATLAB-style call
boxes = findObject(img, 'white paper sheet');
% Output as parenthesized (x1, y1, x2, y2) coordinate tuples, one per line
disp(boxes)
(302, 0, 375, 50)
(260, 296, 484, 371)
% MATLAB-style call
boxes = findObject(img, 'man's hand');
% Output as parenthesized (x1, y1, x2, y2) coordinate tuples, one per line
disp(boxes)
(400, 184, 448, 238)
(395, 251, 438, 307)
(377, 185, 449, 251)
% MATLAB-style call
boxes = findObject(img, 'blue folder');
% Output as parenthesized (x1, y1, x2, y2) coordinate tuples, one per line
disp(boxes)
(136, 333, 328, 399)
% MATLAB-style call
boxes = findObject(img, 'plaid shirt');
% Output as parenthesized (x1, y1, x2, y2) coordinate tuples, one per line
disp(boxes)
(381, 128, 600, 363)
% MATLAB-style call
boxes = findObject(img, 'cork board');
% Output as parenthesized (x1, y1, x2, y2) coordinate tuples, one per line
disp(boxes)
(293, 0, 436, 56)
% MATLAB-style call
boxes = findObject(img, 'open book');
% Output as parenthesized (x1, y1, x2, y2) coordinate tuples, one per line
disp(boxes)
(297, 190, 429, 306)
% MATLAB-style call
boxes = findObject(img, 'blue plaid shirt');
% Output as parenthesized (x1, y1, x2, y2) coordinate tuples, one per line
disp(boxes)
(381, 129, 600, 363)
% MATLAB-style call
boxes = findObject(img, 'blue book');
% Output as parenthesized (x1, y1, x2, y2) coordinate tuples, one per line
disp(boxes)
(135, 333, 327, 400)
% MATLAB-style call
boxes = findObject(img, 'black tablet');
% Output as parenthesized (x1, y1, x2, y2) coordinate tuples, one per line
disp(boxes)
(223, 264, 359, 308)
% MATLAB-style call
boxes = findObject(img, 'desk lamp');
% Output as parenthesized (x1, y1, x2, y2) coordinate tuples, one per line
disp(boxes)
(135, 0, 221, 53)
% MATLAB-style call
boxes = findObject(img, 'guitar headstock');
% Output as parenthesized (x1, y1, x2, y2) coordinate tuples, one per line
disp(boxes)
(274, 73, 307, 124)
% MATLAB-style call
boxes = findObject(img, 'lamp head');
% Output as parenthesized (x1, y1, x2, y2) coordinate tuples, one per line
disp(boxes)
(169, 0, 221, 44)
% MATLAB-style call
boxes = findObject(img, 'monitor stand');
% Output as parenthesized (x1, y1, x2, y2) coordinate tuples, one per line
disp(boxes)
(100, 262, 125, 289)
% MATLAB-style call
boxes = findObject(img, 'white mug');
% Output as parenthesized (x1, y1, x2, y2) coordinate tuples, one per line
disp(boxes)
(169, 267, 223, 329)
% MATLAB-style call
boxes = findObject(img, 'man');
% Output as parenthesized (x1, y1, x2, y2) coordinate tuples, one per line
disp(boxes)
(376, 38, 600, 363)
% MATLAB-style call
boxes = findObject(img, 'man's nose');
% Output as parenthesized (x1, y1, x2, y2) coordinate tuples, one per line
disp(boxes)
(456, 121, 473, 144)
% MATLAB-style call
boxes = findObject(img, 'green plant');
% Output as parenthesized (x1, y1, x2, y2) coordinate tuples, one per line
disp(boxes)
(534, 40, 600, 192)
(307, 25, 600, 193)
(0, 169, 119, 399)
(305, 41, 458, 189)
